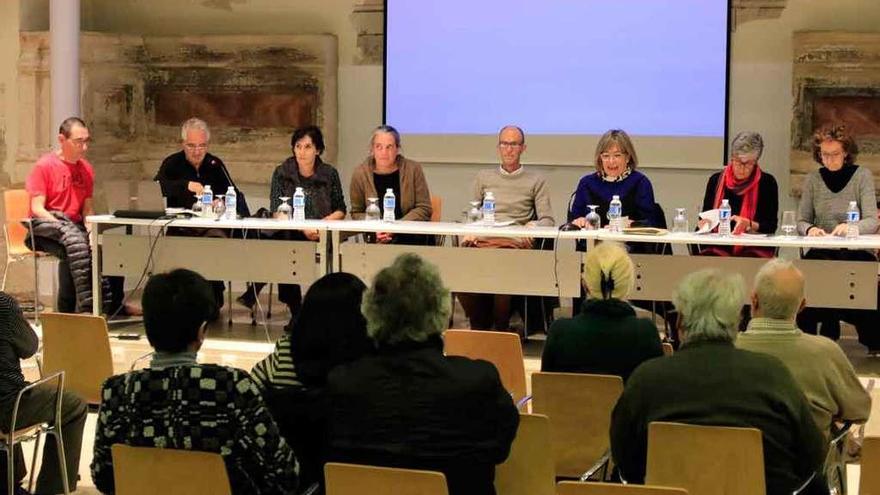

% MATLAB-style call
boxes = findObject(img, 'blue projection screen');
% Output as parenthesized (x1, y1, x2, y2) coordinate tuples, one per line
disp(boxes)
(384, 0, 730, 168)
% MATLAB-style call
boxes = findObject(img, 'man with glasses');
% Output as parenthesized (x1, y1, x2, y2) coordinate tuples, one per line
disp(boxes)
(155, 118, 250, 312)
(458, 125, 554, 331)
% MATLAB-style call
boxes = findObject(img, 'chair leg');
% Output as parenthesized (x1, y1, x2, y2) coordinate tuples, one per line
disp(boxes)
(27, 431, 42, 493)
(227, 281, 233, 326)
(50, 430, 70, 495)
(1, 259, 9, 291)
(267, 284, 273, 319)
(33, 253, 41, 326)
(7, 444, 15, 495)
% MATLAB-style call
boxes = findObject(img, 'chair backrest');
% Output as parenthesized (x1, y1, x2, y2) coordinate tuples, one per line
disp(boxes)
(112, 444, 231, 495)
(530, 372, 623, 478)
(862, 436, 880, 495)
(430, 195, 442, 222)
(443, 329, 527, 403)
(41, 312, 114, 404)
(325, 462, 449, 495)
(495, 413, 555, 495)
(3, 189, 33, 254)
(557, 481, 687, 495)
(646, 421, 765, 495)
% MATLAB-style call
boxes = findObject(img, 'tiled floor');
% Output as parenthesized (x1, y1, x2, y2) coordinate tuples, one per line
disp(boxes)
(15, 300, 880, 493)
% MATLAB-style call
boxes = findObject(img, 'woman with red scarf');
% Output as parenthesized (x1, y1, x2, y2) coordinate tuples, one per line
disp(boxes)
(697, 131, 779, 257)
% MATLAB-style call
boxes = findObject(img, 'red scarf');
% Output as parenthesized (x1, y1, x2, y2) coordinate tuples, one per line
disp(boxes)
(713, 161, 762, 255)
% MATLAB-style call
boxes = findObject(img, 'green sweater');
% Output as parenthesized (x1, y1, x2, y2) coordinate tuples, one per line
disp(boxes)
(541, 298, 663, 381)
(611, 340, 826, 495)
(471, 167, 555, 226)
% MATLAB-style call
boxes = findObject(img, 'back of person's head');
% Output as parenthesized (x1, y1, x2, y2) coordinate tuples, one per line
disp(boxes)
(752, 259, 805, 320)
(362, 253, 451, 347)
(583, 242, 634, 300)
(290, 272, 370, 384)
(673, 269, 744, 345)
(142, 269, 218, 353)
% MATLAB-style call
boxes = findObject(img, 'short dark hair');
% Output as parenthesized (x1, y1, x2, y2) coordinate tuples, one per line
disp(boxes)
(812, 124, 858, 166)
(289, 272, 370, 386)
(59, 117, 87, 138)
(142, 269, 218, 353)
(290, 125, 325, 154)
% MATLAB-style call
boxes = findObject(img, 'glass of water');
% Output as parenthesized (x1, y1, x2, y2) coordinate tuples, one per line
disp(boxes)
(365, 198, 381, 221)
(673, 208, 688, 233)
(585, 205, 601, 230)
(467, 201, 482, 224)
(781, 210, 796, 236)
(276, 196, 292, 220)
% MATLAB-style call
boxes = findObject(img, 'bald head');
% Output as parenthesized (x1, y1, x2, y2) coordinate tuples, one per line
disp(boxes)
(752, 259, 805, 320)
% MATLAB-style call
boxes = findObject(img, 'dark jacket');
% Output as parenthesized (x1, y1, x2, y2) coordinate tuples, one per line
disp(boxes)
(326, 337, 518, 495)
(701, 171, 779, 234)
(610, 341, 826, 495)
(268, 157, 346, 219)
(541, 299, 663, 381)
(569, 171, 658, 227)
(154, 151, 250, 216)
(0, 293, 38, 405)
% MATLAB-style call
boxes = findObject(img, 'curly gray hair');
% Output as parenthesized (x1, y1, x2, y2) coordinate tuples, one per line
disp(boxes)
(361, 253, 451, 346)
(673, 269, 745, 345)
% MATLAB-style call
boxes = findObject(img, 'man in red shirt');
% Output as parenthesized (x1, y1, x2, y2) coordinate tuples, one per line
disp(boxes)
(25, 117, 125, 314)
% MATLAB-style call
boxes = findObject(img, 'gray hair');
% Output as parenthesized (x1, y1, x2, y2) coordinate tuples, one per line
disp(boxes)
(730, 131, 763, 160)
(673, 269, 745, 345)
(370, 125, 401, 148)
(753, 259, 804, 320)
(583, 242, 634, 300)
(361, 253, 451, 346)
(180, 118, 211, 141)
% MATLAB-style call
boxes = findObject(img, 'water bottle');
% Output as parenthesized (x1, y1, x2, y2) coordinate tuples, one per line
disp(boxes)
(382, 188, 396, 222)
(846, 201, 860, 240)
(200, 185, 213, 218)
(608, 195, 622, 233)
(224, 186, 237, 220)
(293, 187, 306, 222)
(482, 191, 496, 225)
(718, 199, 732, 237)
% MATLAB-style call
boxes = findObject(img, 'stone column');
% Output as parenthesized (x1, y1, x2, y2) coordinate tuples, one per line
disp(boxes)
(50, 0, 80, 140)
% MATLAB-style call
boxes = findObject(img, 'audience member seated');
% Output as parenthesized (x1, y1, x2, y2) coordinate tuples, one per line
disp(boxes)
(348, 125, 433, 245)
(326, 254, 518, 495)
(541, 242, 663, 381)
(0, 291, 86, 494)
(458, 125, 555, 331)
(154, 118, 251, 310)
(610, 269, 827, 495)
(736, 259, 871, 436)
(91, 269, 297, 495)
(697, 131, 779, 257)
(795, 123, 880, 354)
(238, 126, 347, 315)
(568, 129, 658, 229)
(251, 272, 371, 493)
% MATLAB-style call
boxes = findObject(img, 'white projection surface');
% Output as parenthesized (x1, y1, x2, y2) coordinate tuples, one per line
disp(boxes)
(384, 0, 730, 168)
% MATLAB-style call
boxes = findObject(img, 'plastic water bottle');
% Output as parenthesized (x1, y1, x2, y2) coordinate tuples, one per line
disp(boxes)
(224, 186, 236, 220)
(718, 199, 732, 237)
(846, 201, 860, 240)
(382, 188, 396, 222)
(200, 185, 213, 218)
(292, 187, 306, 222)
(482, 191, 496, 225)
(608, 195, 622, 233)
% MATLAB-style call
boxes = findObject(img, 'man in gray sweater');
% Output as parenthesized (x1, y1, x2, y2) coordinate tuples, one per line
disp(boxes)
(459, 125, 555, 331)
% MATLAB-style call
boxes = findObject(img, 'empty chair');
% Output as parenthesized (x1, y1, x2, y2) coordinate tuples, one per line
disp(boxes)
(646, 422, 765, 495)
(111, 444, 231, 495)
(325, 463, 448, 495)
(40, 312, 114, 405)
(444, 329, 527, 403)
(494, 413, 555, 495)
(530, 372, 623, 479)
(557, 481, 687, 495)
(862, 436, 880, 495)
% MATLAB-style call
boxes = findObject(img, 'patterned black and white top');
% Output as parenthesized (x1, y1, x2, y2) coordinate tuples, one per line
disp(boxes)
(0, 292, 38, 406)
(91, 364, 298, 495)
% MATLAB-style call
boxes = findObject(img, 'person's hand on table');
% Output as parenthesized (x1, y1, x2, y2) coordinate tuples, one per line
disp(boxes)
(732, 215, 752, 235)
(571, 217, 587, 228)
(303, 229, 320, 241)
(830, 223, 849, 237)
(461, 235, 477, 247)
(187, 181, 204, 194)
(806, 226, 827, 237)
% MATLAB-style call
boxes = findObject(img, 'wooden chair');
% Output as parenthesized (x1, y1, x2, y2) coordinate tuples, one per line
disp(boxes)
(861, 436, 880, 495)
(111, 444, 231, 495)
(325, 462, 448, 495)
(557, 481, 688, 495)
(2, 188, 56, 323)
(646, 422, 765, 495)
(443, 329, 527, 403)
(495, 413, 555, 495)
(0, 372, 69, 495)
(530, 372, 624, 480)
(430, 195, 443, 222)
(41, 312, 114, 405)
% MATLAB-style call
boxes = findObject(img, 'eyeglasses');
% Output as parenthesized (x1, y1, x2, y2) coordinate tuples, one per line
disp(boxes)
(820, 151, 844, 160)
(600, 152, 627, 161)
(498, 141, 523, 149)
(184, 143, 208, 151)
